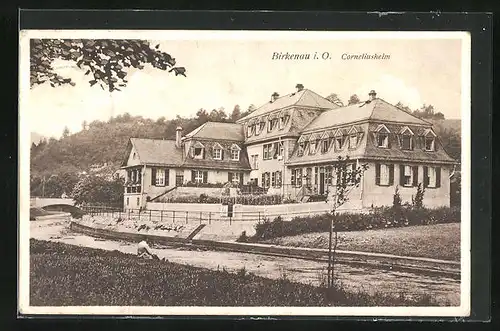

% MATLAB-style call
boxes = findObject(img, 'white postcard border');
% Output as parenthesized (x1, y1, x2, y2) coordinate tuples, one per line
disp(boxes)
(18, 29, 471, 317)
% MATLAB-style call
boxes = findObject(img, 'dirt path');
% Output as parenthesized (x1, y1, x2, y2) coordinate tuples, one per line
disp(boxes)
(29, 219, 461, 306)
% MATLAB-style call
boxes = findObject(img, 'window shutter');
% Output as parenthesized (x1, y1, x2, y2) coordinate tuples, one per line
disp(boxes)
(221, 149, 224, 160)
(412, 166, 419, 186)
(291, 170, 295, 186)
(399, 165, 405, 186)
(375, 163, 381, 186)
(190, 146, 194, 158)
(203, 171, 208, 183)
(239, 173, 244, 186)
(262, 173, 266, 187)
(423, 166, 429, 188)
(202, 149, 206, 159)
(389, 164, 394, 186)
(165, 169, 169, 186)
(387, 133, 392, 148)
(191, 170, 195, 182)
(436, 167, 441, 188)
(151, 168, 157, 186)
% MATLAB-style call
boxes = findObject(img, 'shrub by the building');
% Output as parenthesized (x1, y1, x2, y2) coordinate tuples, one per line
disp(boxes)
(251, 206, 460, 240)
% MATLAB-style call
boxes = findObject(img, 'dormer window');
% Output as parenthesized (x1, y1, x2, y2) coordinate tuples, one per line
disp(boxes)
(191, 141, 205, 159)
(230, 144, 241, 161)
(297, 143, 305, 156)
(348, 126, 361, 149)
(213, 143, 223, 160)
(279, 111, 290, 129)
(256, 119, 265, 135)
(399, 126, 414, 150)
(268, 117, 278, 132)
(349, 134, 358, 149)
(377, 133, 389, 147)
(309, 134, 319, 155)
(423, 129, 437, 151)
(321, 139, 329, 153)
(194, 148, 204, 159)
(375, 124, 391, 148)
(247, 124, 255, 137)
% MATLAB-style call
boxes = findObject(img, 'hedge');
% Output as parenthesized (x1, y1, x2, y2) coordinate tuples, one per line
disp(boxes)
(251, 206, 460, 240)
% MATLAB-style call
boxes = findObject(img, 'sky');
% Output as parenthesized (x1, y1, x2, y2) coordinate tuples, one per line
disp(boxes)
(25, 33, 465, 138)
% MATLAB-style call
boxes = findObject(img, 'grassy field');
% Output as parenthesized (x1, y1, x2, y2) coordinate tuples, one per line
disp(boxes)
(30, 239, 440, 307)
(262, 223, 460, 261)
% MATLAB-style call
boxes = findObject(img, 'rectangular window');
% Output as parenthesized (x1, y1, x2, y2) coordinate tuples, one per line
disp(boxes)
(156, 168, 165, 186)
(400, 165, 417, 187)
(294, 169, 303, 187)
(321, 139, 329, 153)
(213, 148, 222, 160)
(271, 172, 276, 187)
(261, 172, 271, 188)
(263, 144, 273, 160)
(275, 171, 282, 187)
(251, 155, 259, 169)
(310, 140, 317, 154)
(231, 149, 240, 161)
(194, 147, 204, 159)
(376, 164, 394, 186)
(377, 133, 389, 148)
(425, 137, 435, 151)
(380, 164, 389, 185)
(401, 135, 413, 150)
(194, 170, 205, 183)
(403, 165, 412, 186)
(349, 134, 358, 149)
(276, 142, 284, 158)
(424, 166, 440, 188)
(306, 168, 312, 186)
(297, 143, 305, 156)
(335, 136, 344, 150)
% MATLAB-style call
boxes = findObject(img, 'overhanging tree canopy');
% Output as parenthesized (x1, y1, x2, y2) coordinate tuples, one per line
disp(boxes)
(30, 39, 186, 92)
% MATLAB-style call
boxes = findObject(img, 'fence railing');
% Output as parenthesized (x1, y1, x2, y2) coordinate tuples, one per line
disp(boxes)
(79, 205, 334, 224)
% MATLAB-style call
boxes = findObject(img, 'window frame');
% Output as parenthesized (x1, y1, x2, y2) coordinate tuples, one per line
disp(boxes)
(213, 147, 222, 160)
(403, 165, 413, 187)
(230, 149, 240, 161)
(424, 136, 436, 151)
(194, 170, 204, 183)
(377, 132, 389, 148)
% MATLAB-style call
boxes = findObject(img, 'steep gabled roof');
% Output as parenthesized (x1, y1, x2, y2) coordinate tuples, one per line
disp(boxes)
(183, 122, 245, 141)
(237, 89, 338, 123)
(122, 138, 184, 167)
(302, 98, 430, 133)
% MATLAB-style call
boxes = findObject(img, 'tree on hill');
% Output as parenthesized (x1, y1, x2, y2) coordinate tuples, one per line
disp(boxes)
(347, 94, 360, 105)
(72, 174, 124, 206)
(326, 93, 344, 107)
(30, 39, 186, 92)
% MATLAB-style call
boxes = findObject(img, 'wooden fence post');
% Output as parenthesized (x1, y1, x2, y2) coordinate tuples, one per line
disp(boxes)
(209, 212, 211, 225)
(160, 210, 163, 222)
(186, 211, 188, 224)
(199, 211, 202, 224)
(172, 211, 175, 223)
(149, 210, 152, 222)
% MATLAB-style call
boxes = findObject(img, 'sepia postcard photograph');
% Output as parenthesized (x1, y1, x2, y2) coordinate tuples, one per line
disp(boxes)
(18, 29, 471, 317)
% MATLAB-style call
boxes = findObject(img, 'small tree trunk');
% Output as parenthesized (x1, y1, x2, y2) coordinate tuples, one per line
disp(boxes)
(327, 217, 332, 288)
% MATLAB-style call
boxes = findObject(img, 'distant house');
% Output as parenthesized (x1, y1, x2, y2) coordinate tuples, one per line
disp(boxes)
(121, 85, 457, 211)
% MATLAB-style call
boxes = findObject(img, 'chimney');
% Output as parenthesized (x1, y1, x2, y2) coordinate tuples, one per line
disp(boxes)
(271, 92, 280, 102)
(295, 83, 304, 92)
(368, 90, 377, 101)
(175, 126, 183, 148)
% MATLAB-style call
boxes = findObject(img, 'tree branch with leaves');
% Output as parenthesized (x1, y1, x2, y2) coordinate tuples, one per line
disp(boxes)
(30, 39, 186, 92)
(325, 156, 368, 287)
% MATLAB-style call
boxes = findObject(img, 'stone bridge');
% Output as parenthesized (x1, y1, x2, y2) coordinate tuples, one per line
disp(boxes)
(30, 197, 76, 208)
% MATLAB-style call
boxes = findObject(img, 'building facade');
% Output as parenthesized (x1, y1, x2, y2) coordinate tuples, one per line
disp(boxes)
(121, 85, 457, 211)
